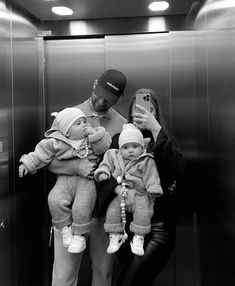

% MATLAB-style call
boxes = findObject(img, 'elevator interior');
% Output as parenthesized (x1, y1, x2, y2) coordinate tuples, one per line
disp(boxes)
(1, 0, 235, 285)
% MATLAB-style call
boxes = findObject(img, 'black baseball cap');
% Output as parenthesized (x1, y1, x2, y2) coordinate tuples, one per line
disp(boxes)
(94, 69, 127, 105)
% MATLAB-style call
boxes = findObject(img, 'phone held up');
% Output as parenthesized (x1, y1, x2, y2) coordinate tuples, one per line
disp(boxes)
(135, 93, 151, 112)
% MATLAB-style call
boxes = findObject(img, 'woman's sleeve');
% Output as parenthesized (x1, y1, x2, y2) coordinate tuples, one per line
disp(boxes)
(95, 133, 120, 217)
(95, 176, 118, 217)
(148, 128, 184, 191)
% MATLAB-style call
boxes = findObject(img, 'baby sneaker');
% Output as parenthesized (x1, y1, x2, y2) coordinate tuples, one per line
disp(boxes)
(130, 235, 144, 256)
(107, 234, 124, 254)
(68, 235, 86, 253)
(61, 225, 72, 248)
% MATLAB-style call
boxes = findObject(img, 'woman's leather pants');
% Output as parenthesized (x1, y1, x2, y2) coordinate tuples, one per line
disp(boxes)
(115, 217, 176, 286)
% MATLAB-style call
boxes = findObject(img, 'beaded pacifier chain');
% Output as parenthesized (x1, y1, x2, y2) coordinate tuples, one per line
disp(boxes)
(120, 181, 129, 242)
(75, 138, 89, 159)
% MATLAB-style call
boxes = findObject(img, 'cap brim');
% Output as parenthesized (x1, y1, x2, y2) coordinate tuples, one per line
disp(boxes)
(95, 84, 120, 105)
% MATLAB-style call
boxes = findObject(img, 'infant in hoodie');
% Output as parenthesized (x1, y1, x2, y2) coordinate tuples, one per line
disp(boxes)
(19, 107, 111, 253)
(94, 123, 163, 256)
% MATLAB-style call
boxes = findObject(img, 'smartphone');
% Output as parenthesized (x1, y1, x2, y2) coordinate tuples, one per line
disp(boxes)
(135, 93, 151, 112)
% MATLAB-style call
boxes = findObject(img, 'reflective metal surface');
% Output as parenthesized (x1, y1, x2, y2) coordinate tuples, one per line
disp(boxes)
(168, 31, 199, 286)
(197, 29, 235, 286)
(12, 22, 46, 285)
(1, 0, 235, 285)
(45, 38, 105, 127)
(0, 1, 47, 285)
(45, 38, 105, 285)
(195, 0, 235, 29)
(44, 14, 235, 283)
(104, 33, 170, 122)
(0, 1, 11, 284)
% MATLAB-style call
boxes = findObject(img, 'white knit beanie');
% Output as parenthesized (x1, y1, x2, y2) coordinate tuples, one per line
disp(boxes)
(118, 123, 144, 148)
(52, 107, 86, 136)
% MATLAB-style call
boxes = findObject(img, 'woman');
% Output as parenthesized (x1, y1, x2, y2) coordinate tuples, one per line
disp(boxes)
(96, 88, 183, 286)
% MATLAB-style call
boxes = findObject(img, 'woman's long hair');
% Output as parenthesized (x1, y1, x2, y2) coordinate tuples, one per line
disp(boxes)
(127, 88, 168, 133)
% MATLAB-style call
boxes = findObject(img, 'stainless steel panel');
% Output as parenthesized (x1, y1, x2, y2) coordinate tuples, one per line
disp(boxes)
(169, 27, 235, 286)
(105, 33, 170, 124)
(44, 9, 235, 286)
(195, 0, 235, 29)
(169, 31, 198, 286)
(44, 38, 105, 285)
(193, 2, 235, 284)
(199, 29, 235, 286)
(45, 38, 105, 128)
(105, 33, 175, 285)
(11, 10, 46, 284)
(0, 2, 46, 285)
(0, 1, 11, 285)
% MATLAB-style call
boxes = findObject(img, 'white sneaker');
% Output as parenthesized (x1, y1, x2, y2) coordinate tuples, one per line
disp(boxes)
(107, 234, 124, 254)
(68, 235, 86, 253)
(61, 226, 72, 248)
(130, 235, 144, 256)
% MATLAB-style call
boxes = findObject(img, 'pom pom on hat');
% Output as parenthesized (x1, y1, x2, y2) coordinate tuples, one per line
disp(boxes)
(52, 107, 86, 136)
(118, 123, 144, 148)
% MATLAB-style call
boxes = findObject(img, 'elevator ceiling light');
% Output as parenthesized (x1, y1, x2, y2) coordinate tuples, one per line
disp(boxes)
(51, 6, 73, 16)
(148, 1, 169, 11)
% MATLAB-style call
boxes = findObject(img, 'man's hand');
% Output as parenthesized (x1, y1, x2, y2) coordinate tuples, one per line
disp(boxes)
(47, 157, 97, 177)
(79, 159, 97, 179)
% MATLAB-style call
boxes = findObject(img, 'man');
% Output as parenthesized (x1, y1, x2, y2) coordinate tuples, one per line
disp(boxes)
(48, 69, 127, 286)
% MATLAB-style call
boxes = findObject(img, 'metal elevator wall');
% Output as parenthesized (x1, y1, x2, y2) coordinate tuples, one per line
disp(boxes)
(44, 27, 235, 286)
(44, 34, 193, 286)
(0, 1, 48, 285)
(1, 0, 235, 285)
(44, 38, 106, 285)
(0, 1, 11, 284)
(44, 34, 176, 286)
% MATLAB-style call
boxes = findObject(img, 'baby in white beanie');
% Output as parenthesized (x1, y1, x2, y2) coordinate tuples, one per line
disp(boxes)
(19, 107, 111, 254)
(95, 123, 163, 256)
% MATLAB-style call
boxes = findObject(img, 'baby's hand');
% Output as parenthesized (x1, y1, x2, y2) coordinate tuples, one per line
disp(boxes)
(19, 164, 28, 178)
(85, 124, 96, 136)
(98, 173, 108, 181)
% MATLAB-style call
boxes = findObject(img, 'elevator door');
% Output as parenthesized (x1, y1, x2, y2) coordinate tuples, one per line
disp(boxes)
(45, 38, 106, 285)
(104, 33, 176, 286)
(44, 33, 179, 286)
(45, 38, 106, 124)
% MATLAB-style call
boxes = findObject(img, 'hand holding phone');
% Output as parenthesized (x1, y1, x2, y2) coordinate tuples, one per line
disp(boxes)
(135, 93, 151, 112)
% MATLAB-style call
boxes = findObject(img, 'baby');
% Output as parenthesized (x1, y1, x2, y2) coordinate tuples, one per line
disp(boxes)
(94, 123, 163, 256)
(19, 107, 111, 253)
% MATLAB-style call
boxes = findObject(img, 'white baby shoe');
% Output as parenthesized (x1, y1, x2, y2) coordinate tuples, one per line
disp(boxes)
(130, 235, 144, 256)
(107, 234, 124, 254)
(68, 235, 86, 253)
(61, 226, 73, 248)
